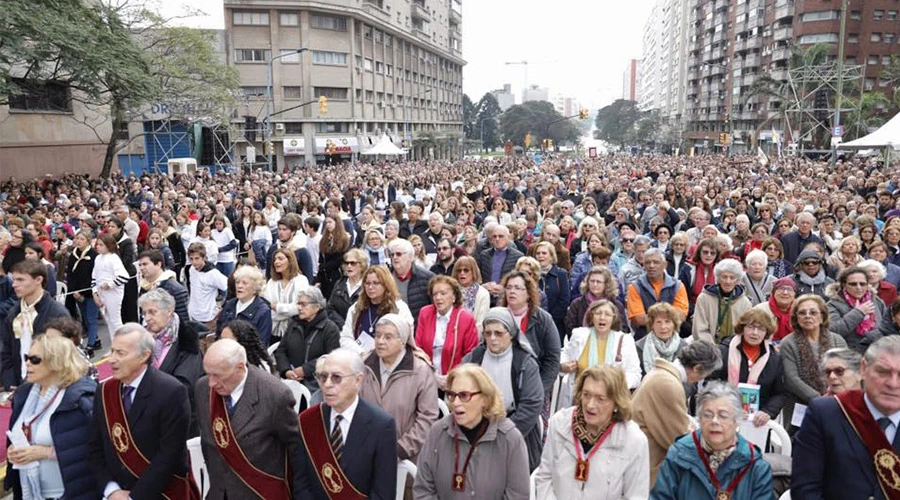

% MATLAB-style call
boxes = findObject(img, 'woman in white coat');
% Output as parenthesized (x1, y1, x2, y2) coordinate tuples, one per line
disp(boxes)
(534, 364, 650, 499)
(561, 299, 642, 395)
(263, 248, 309, 342)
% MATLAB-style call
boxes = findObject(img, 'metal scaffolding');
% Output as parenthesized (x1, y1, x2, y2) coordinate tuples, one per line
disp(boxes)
(784, 63, 865, 150)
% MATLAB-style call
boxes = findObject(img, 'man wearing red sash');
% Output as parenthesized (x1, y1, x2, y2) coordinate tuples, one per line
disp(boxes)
(794, 336, 900, 500)
(296, 348, 398, 499)
(88, 323, 198, 500)
(196, 339, 300, 500)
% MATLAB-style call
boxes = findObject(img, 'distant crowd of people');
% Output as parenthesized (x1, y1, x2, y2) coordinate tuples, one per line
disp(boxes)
(0, 152, 899, 499)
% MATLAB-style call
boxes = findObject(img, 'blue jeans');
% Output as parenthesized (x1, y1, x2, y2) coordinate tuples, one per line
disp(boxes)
(78, 297, 99, 345)
(216, 262, 236, 277)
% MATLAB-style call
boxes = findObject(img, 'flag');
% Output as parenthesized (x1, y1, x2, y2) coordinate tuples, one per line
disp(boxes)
(757, 146, 769, 166)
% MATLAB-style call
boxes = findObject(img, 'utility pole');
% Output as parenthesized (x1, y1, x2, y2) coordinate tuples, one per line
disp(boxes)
(265, 48, 308, 172)
(832, 0, 849, 164)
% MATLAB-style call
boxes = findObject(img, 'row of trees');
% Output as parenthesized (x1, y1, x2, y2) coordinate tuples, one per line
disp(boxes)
(0, 0, 238, 177)
(462, 93, 586, 153)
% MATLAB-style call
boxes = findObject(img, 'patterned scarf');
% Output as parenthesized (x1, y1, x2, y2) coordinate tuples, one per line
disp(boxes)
(796, 329, 832, 394)
(13, 298, 38, 340)
(69, 245, 92, 273)
(701, 433, 736, 473)
(716, 291, 737, 339)
(462, 284, 479, 312)
(152, 313, 180, 368)
(842, 289, 876, 337)
(642, 334, 682, 374)
(573, 407, 608, 445)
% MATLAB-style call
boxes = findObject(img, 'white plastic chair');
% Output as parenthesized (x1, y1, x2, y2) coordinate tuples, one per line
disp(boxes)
(56, 282, 67, 304)
(766, 419, 792, 457)
(437, 398, 449, 419)
(282, 379, 311, 413)
(267, 341, 280, 356)
(187, 436, 209, 499)
(779, 490, 791, 500)
(396, 459, 417, 500)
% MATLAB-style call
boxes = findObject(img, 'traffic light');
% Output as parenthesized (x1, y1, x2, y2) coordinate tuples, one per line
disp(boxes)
(719, 133, 727, 144)
(266, 141, 274, 155)
(524, 133, 532, 148)
(547, 139, 554, 149)
(318, 95, 328, 115)
(578, 109, 589, 120)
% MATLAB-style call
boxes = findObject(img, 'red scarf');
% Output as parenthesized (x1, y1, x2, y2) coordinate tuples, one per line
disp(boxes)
(692, 262, 716, 299)
(768, 295, 793, 342)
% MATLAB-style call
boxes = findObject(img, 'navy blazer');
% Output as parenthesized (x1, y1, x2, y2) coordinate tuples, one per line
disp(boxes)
(792, 394, 891, 500)
(0, 292, 70, 390)
(88, 367, 192, 500)
(296, 397, 398, 500)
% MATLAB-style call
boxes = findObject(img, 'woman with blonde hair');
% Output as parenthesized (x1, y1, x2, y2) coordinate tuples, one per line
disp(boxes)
(452, 256, 490, 335)
(7, 334, 100, 499)
(408, 234, 429, 269)
(340, 265, 413, 354)
(414, 364, 530, 499)
(263, 248, 309, 341)
(534, 365, 649, 499)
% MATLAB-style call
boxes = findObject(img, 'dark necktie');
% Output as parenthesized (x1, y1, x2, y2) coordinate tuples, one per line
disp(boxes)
(122, 385, 135, 415)
(225, 395, 235, 416)
(330, 415, 344, 462)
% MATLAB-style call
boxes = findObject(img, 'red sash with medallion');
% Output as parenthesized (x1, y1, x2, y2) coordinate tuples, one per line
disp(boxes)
(836, 390, 900, 500)
(298, 404, 367, 500)
(209, 393, 291, 499)
(100, 380, 200, 500)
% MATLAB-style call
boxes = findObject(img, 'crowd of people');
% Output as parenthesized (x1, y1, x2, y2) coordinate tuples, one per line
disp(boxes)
(0, 152, 899, 499)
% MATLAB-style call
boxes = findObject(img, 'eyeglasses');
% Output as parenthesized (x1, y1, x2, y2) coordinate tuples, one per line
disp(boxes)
(437, 246, 452, 251)
(315, 372, 352, 385)
(344, 260, 361, 266)
(824, 366, 847, 377)
(374, 332, 398, 341)
(846, 281, 868, 287)
(700, 411, 734, 422)
(446, 390, 481, 403)
(506, 285, 527, 292)
(621, 238, 634, 243)
(391, 252, 406, 257)
(297, 301, 314, 308)
(797, 309, 821, 317)
(483, 330, 508, 339)
(701, 249, 717, 256)
(801, 261, 820, 266)
(23, 354, 42, 365)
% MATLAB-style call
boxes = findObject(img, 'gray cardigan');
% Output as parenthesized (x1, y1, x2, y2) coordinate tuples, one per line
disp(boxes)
(779, 330, 847, 426)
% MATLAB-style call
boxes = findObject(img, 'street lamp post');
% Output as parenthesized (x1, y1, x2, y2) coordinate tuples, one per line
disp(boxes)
(479, 117, 494, 153)
(404, 88, 431, 159)
(265, 48, 308, 171)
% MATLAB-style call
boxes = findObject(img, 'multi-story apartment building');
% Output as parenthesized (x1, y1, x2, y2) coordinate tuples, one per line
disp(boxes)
(522, 85, 550, 103)
(225, 0, 465, 169)
(622, 59, 642, 102)
(490, 83, 516, 111)
(643, 0, 897, 153)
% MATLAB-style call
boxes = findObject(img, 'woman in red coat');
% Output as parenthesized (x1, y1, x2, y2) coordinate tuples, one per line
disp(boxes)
(415, 275, 479, 389)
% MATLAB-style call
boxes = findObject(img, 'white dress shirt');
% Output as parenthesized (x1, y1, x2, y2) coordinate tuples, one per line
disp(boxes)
(104, 367, 148, 499)
(866, 393, 900, 444)
(229, 368, 249, 405)
(329, 396, 360, 445)
(432, 310, 451, 375)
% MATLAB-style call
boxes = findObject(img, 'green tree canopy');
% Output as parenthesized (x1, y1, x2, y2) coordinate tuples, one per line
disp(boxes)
(500, 100, 581, 148)
(463, 94, 477, 140)
(476, 93, 502, 151)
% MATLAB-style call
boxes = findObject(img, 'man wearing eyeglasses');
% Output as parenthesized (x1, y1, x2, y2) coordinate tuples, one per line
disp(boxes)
(429, 238, 458, 277)
(388, 238, 434, 328)
(197, 338, 300, 499)
(477, 225, 523, 303)
(297, 348, 397, 500)
(793, 336, 900, 500)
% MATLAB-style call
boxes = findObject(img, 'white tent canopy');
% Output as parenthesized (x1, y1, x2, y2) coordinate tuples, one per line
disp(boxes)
(839, 111, 900, 150)
(361, 134, 406, 155)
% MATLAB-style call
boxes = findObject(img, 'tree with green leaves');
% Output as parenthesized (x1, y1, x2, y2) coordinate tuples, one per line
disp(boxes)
(463, 94, 478, 141)
(593, 99, 641, 148)
(500, 100, 581, 150)
(880, 55, 900, 107)
(476, 93, 502, 152)
(0, 0, 238, 177)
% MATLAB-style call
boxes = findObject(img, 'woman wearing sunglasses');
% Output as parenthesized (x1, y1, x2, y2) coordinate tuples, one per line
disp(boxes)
(826, 266, 887, 354)
(7, 334, 100, 499)
(414, 364, 530, 499)
(461, 308, 544, 472)
(821, 348, 862, 396)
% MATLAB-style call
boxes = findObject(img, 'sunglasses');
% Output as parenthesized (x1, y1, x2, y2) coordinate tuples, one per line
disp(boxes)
(621, 238, 635, 243)
(446, 390, 482, 403)
(824, 367, 847, 377)
(23, 354, 42, 365)
(315, 372, 351, 385)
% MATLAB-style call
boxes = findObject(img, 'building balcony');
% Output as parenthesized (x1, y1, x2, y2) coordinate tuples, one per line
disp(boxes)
(772, 47, 791, 61)
(449, 8, 461, 25)
(742, 55, 760, 67)
(741, 74, 758, 86)
(712, 31, 725, 44)
(774, 26, 793, 41)
(414, 28, 432, 41)
(734, 20, 748, 33)
(775, 4, 793, 20)
(411, 2, 430, 21)
(770, 68, 788, 81)
(451, 26, 461, 38)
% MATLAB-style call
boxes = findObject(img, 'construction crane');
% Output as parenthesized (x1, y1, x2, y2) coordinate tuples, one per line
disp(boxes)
(504, 60, 554, 95)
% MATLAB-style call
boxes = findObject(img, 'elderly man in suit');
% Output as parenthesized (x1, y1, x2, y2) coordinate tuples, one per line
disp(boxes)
(89, 323, 198, 500)
(793, 335, 900, 499)
(196, 339, 300, 499)
(297, 348, 398, 499)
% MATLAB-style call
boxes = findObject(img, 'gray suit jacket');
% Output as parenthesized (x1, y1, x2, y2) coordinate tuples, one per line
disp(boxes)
(196, 365, 301, 499)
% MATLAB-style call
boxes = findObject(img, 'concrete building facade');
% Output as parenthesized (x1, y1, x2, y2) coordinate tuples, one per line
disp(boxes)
(224, 0, 465, 168)
(490, 83, 516, 111)
(522, 84, 549, 103)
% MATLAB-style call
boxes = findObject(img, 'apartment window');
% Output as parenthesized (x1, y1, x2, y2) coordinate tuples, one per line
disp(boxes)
(312, 51, 348, 66)
(375, 61, 384, 73)
(310, 14, 347, 31)
(886, 33, 896, 44)
(865, 78, 876, 90)
(313, 87, 348, 100)
(874, 10, 884, 21)
(235, 49, 270, 63)
(240, 86, 269, 98)
(386, 64, 393, 76)
(316, 122, 349, 133)
(848, 34, 859, 43)
(883, 56, 892, 65)
(386, 34, 393, 47)
(364, 0, 384, 8)
(800, 10, 839, 22)
(8, 79, 72, 112)
(872, 33, 882, 42)
(355, 89, 362, 100)
(364, 58, 373, 71)
(889, 11, 898, 21)
(365, 90, 374, 101)
(279, 49, 301, 63)
(284, 123, 304, 134)
(233, 11, 269, 25)
(280, 12, 298, 26)
(850, 10, 861, 20)
(375, 29, 384, 43)
(412, 18, 431, 34)
(283, 86, 303, 99)
(869, 55, 880, 65)
(364, 25, 373, 39)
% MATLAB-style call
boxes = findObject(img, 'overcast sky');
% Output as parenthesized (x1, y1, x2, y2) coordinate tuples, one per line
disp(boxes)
(158, 0, 654, 110)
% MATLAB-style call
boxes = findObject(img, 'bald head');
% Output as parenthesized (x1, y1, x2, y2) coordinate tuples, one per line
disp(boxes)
(204, 339, 248, 396)
(205, 338, 247, 368)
